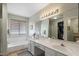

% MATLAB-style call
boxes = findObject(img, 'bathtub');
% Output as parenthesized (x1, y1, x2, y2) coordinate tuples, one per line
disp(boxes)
(7, 34, 29, 52)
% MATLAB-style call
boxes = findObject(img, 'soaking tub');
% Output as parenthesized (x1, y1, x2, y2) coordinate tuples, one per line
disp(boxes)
(7, 35, 29, 52)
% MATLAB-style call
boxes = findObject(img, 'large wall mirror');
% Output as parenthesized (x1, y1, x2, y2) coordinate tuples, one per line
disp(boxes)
(34, 3, 78, 42)
(48, 14, 64, 40)
(39, 15, 79, 42)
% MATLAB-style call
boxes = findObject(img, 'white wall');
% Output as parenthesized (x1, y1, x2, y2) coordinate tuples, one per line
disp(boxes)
(29, 22, 36, 36)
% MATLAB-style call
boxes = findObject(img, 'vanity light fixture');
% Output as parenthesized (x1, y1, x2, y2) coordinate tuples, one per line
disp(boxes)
(40, 8, 60, 19)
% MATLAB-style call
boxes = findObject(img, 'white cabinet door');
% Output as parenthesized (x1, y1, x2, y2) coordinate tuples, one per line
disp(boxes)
(28, 40, 35, 55)
(45, 47, 66, 56)
(45, 47, 56, 56)
(34, 42, 45, 51)
(30, 41, 35, 55)
(28, 40, 31, 52)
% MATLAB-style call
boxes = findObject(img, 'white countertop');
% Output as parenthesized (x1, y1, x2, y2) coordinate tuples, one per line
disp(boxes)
(30, 37, 79, 56)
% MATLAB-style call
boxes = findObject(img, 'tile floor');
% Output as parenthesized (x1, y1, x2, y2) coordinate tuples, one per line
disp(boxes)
(18, 50, 32, 56)
(7, 48, 32, 56)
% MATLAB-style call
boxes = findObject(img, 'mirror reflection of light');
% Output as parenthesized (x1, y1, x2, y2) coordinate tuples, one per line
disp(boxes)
(53, 17, 57, 19)
(68, 19, 71, 26)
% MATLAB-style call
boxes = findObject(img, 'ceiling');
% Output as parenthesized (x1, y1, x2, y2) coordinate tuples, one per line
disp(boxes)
(7, 3, 49, 17)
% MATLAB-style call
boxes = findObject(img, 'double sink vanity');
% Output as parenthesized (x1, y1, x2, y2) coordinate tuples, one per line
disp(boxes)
(27, 3, 79, 56)
(28, 37, 79, 56)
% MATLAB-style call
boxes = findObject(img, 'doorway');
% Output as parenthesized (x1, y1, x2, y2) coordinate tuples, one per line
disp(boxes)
(58, 21, 64, 40)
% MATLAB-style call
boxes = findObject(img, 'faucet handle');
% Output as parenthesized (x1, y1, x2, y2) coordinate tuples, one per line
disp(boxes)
(61, 43, 65, 47)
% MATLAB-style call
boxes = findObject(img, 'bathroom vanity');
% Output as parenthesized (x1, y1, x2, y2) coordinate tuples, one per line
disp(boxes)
(28, 3, 79, 56)
(28, 37, 79, 56)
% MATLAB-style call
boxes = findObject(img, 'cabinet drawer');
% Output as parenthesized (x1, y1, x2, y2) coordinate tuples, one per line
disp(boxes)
(45, 47, 66, 56)
(55, 51, 66, 56)
(34, 42, 45, 51)
(45, 47, 56, 56)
